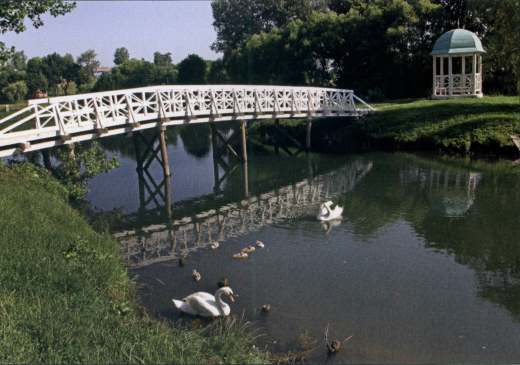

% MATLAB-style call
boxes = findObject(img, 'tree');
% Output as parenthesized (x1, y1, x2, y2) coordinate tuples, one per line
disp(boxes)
(0, 50, 27, 100)
(2, 80, 28, 103)
(208, 59, 229, 83)
(471, 0, 520, 94)
(153, 52, 173, 67)
(0, 1, 75, 60)
(177, 54, 208, 84)
(0, 0, 75, 34)
(211, 0, 328, 53)
(223, 0, 444, 97)
(113, 47, 129, 65)
(77, 49, 100, 88)
(26, 57, 48, 96)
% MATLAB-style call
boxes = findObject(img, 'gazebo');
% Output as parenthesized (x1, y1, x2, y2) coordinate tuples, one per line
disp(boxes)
(431, 29, 485, 98)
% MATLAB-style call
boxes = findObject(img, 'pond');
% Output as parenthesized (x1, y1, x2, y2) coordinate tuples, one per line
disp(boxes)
(86, 125, 520, 363)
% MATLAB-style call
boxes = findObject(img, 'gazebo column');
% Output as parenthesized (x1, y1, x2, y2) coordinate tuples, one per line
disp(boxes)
(472, 54, 477, 95)
(432, 56, 437, 95)
(479, 55, 483, 94)
(448, 56, 453, 97)
(440, 56, 444, 96)
(461, 56, 466, 94)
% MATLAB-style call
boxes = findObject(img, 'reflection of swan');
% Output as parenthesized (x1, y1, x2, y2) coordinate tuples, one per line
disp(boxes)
(321, 218, 342, 234)
(318, 201, 343, 221)
(172, 287, 235, 317)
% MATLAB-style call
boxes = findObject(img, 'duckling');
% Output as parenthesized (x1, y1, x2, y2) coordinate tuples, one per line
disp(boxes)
(327, 340, 342, 354)
(192, 269, 202, 282)
(241, 245, 256, 254)
(261, 304, 271, 313)
(256, 240, 265, 248)
(324, 324, 353, 355)
(218, 277, 230, 288)
(232, 252, 248, 259)
(210, 241, 220, 249)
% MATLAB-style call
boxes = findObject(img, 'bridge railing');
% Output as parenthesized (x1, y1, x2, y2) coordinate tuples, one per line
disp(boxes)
(0, 85, 374, 157)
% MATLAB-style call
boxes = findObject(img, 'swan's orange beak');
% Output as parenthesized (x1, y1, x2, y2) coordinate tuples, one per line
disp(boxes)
(229, 294, 236, 303)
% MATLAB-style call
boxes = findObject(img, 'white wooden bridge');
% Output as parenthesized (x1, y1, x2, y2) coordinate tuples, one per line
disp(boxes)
(0, 85, 373, 158)
(116, 159, 373, 268)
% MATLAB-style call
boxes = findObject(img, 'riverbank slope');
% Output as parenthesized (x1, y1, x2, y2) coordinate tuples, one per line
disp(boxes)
(364, 96, 520, 155)
(0, 163, 266, 364)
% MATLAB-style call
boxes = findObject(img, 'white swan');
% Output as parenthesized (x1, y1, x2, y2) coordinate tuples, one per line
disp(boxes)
(317, 200, 343, 221)
(172, 287, 235, 317)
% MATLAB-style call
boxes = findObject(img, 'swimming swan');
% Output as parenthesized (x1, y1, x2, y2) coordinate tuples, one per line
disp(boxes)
(172, 287, 235, 317)
(318, 201, 343, 221)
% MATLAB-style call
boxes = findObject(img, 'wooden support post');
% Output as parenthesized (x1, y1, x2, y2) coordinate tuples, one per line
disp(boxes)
(68, 143, 76, 160)
(210, 124, 221, 194)
(274, 119, 280, 155)
(306, 118, 312, 151)
(243, 158, 249, 198)
(159, 126, 171, 177)
(133, 134, 147, 216)
(240, 120, 247, 163)
(164, 167, 173, 220)
(41, 150, 53, 172)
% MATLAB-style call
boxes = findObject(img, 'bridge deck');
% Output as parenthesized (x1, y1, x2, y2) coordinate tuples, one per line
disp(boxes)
(0, 85, 374, 157)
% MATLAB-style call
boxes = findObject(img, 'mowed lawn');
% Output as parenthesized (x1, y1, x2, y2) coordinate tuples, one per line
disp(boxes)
(365, 96, 520, 152)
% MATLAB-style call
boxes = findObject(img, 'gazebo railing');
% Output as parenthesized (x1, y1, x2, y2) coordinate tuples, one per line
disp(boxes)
(434, 73, 482, 97)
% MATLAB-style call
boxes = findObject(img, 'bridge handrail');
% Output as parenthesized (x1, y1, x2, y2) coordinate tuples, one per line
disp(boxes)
(27, 85, 355, 105)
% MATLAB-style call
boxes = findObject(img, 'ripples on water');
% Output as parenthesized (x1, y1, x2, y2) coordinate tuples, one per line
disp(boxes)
(86, 129, 520, 363)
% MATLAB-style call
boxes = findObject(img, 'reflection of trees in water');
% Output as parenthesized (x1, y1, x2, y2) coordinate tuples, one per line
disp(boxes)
(179, 124, 211, 158)
(342, 153, 520, 320)
(98, 127, 179, 160)
(417, 173, 520, 320)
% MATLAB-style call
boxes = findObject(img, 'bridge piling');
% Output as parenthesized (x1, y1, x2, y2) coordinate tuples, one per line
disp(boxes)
(274, 119, 280, 155)
(159, 127, 171, 177)
(240, 120, 248, 163)
(67, 143, 76, 160)
(306, 118, 312, 151)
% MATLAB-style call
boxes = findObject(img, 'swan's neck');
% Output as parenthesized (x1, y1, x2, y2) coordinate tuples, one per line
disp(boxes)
(321, 204, 331, 216)
(214, 289, 230, 316)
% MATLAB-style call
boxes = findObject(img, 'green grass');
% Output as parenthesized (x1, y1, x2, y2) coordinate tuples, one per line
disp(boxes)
(364, 96, 520, 153)
(0, 163, 268, 364)
(0, 102, 27, 119)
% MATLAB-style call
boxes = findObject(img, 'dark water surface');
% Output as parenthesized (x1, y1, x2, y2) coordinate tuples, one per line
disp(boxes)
(87, 129, 520, 364)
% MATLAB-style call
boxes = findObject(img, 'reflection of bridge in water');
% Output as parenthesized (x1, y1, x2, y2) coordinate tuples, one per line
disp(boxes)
(116, 159, 373, 268)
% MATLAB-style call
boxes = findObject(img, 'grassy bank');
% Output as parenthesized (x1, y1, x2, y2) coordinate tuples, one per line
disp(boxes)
(253, 96, 520, 156)
(0, 163, 267, 364)
(364, 96, 520, 154)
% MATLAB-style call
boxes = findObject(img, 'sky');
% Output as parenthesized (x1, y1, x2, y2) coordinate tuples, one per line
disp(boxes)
(1, 1, 219, 66)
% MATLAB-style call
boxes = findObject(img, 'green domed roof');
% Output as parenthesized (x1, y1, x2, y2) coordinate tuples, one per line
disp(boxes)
(431, 29, 485, 55)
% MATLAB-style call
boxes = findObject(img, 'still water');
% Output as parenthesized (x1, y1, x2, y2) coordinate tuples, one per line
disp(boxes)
(87, 127, 520, 363)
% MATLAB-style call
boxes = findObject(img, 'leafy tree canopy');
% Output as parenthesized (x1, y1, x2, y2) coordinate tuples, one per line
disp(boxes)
(211, 0, 328, 53)
(0, 0, 75, 34)
(153, 52, 173, 67)
(113, 47, 130, 65)
(177, 54, 207, 84)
